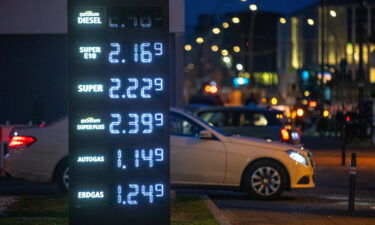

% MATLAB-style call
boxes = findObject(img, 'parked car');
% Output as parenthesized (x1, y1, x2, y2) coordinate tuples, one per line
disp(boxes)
(195, 106, 301, 145)
(4, 108, 314, 199)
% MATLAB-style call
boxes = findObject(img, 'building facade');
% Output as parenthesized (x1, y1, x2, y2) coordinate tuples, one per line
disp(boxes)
(278, 0, 375, 105)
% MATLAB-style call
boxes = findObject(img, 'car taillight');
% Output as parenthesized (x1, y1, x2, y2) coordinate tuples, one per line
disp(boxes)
(8, 136, 36, 149)
(281, 128, 290, 142)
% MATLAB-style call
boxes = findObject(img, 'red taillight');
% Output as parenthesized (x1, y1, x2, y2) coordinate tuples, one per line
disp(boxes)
(281, 128, 290, 142)
(8, 136, 36, 149)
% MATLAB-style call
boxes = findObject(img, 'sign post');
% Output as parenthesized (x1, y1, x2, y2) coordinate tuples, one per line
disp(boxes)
(68, 0, 170, 224)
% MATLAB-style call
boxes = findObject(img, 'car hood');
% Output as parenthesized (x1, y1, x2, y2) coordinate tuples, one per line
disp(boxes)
(226, 135, 302, 152)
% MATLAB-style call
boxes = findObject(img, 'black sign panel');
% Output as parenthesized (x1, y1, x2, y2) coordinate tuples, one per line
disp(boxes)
(68, 0, 170, 224)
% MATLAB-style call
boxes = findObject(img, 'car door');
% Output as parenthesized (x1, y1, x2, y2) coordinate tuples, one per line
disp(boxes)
(170, 112, 226, 185)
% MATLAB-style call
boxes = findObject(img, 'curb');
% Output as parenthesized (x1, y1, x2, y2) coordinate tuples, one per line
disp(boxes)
(200, 195, 232, 225)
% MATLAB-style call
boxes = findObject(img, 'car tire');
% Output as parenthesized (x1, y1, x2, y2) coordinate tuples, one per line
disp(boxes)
(242, 160, 287, 200)
(56, 159, 69, 194)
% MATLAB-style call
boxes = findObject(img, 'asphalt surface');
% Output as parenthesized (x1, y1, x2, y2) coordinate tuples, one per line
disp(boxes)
(0, 136, 374, 224)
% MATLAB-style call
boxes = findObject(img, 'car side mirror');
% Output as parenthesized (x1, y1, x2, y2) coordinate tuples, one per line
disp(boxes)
(199, 130, 212, 140)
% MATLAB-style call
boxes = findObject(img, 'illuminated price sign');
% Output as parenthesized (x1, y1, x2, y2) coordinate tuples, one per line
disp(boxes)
(68, 0, 170, 225)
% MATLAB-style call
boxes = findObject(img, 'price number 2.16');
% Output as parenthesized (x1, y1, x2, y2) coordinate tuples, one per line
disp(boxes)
(109, 42, 163, 64)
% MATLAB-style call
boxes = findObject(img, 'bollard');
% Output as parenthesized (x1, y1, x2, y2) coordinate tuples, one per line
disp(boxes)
(348, 153, 357, 212)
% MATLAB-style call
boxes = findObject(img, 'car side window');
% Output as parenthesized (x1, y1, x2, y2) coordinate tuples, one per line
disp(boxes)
(240, 112, 268, 127)
(200, 111, 231, 127)
(170, 113, 202, 138)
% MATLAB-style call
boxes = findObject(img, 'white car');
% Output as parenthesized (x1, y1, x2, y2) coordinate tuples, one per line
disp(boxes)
(4, 108, 315, 199)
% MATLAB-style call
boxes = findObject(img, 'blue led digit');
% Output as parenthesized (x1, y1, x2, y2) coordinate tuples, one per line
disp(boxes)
(135, 150, 140, 168)
(129, 17, 137, 27)
(155, 184, 164, 197)
(117, 149, 126, 169)
(141, 149, 154, 167)
(140, 43, 152, 63)
(127, 184, 139, 205)
(109, 78, 121, 99)
(134, 44, 139, 62)
(154, 43, 163, 56)
(140, 17, 152, 28)
(117, 185, 122, 204)
(109, 43, 121, 63)
(141, 113, 153, 134)
(128, 114, 139, 134)
(109, 18, 118, 28)
(155, 148, 164, 162)
(110, 114, 121, 134)
(154, 78, 163, 91)
(141, 185, 154, 203)
(117, 149, 122, 168)
(141, 78, 152, 98)
(155, 113, 164, 127)
(127, 78, 138, 98)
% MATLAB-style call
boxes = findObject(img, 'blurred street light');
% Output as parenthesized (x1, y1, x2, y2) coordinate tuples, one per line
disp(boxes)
(222, 22, 230, 29)
(249, 4, 258, 11)
(279, 17, 287, 24)
(211, 45, 219, 52)
(196, 37, 204, 44)
(329, 10, 337, 18)
(304, 90, 310, 97)
(296, 108, 304, 117)
(223, 56, 231, 63)
(323, 110, 330, 118)
(233, 46, 241, 53)
(307, 18, 315, 26)
(236, 63, 244, 71)
(221, 49, 229, 56)
(184, 44, 192, 51)
(212, 27, 221, 34)
(240, 0, 248, 2)
(271, 97, 278, 105)
(232, 17, 240, 24)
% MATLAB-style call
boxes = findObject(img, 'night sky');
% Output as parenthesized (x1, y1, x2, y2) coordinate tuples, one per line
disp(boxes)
(186, 0, 318, 26)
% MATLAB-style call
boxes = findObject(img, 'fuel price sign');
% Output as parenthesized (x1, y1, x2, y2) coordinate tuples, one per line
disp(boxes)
(68, 1, 170, 225)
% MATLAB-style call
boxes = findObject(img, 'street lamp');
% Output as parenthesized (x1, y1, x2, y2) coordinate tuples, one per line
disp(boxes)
(211, 45, 219, 52)
(233, 46, 241, 53)
(236, 63, 244, 71)
(212, 27, 221, 35)
(221, 49, 229, 56)
(279, 17, 287, 24)
(196, 37, 204, 44)
(329, 10, 337, 18)
(222, 22, 230, 29)
(307, 18, 315, 26)
(249, 4, 258, 11)
(184, 44, 192, 51)
(232, 17, 240, 24)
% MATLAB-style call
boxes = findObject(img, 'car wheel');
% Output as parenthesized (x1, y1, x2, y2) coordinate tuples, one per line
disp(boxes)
(243, 160, 287, 200)
(56, 159, 69, 194)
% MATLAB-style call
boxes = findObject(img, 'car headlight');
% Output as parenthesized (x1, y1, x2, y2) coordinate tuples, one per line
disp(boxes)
(286, 150, 307, 166)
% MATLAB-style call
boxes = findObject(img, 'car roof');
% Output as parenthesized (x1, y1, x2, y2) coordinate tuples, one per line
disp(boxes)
(195, 106, 282, 114)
